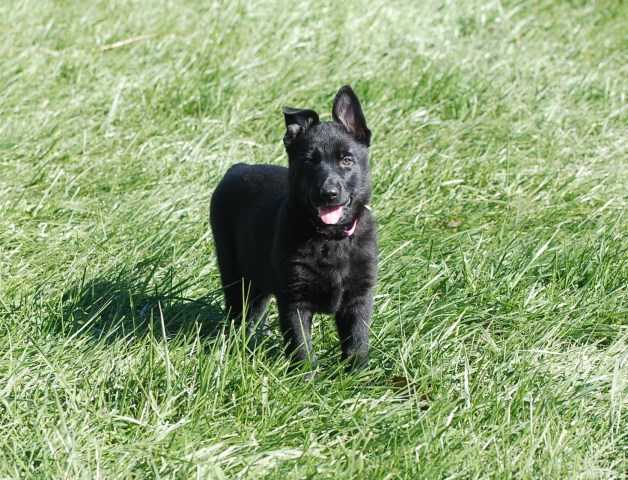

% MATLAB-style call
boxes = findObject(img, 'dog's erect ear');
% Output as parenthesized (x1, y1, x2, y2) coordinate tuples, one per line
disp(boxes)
(332, 86, 371, 147)
(283, 107, 320, 146)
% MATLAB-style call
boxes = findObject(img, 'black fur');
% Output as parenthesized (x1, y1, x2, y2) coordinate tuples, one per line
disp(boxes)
(210, 86, 377, 371)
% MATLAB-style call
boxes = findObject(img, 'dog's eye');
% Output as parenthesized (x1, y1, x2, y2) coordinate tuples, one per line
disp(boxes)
(341, 157, 353, 166)
(304, 152, 320, 167)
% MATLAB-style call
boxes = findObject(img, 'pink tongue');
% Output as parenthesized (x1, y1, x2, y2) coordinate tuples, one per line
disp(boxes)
(318, 205, 344, 224)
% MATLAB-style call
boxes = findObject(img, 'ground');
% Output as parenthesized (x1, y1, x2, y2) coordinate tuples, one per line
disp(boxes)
(0, 0, 626, 478)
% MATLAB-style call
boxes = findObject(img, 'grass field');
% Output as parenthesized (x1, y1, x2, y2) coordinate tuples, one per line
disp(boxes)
(1, 0, 626, 478)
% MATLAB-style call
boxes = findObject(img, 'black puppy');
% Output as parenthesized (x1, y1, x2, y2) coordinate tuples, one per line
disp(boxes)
(210, 86, 377, 371)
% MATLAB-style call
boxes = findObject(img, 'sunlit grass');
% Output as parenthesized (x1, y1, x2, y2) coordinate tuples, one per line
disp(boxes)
(0, 0, 625, 477)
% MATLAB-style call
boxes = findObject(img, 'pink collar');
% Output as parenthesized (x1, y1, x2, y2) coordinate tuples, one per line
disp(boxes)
(318, 217, 358, 238)
(343, 217, 358, 236)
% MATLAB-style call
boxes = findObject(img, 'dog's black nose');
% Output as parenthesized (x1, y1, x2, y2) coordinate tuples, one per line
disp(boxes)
(320, 186, 339, 201)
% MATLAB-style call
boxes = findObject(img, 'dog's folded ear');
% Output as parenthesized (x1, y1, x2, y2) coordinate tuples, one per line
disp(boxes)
(283, 108, 320, 146)
(332, 86, 371, 147)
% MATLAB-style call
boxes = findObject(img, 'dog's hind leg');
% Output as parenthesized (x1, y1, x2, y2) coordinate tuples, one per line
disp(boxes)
(221, 278, 244, 323)
(245, 289, 272, 349)
(211, 221, 238, 318)
(224, 279, 270, 331)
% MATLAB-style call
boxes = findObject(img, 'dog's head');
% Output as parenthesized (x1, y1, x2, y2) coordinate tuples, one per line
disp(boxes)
(283, 86, 372, 229)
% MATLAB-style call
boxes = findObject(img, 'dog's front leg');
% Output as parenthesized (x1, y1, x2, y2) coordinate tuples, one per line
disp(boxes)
(277, 300, 317, 369)
(335, 294, 373, 371)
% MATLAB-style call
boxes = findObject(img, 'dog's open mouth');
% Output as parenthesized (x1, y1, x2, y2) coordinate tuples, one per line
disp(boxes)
(318, 205, 344, 225)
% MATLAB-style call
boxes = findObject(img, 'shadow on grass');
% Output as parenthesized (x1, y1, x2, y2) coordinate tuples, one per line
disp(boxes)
(57, 262, 226, 342)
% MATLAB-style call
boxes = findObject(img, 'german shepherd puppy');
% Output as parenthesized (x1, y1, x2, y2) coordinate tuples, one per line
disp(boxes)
(210, 86, 377, 371)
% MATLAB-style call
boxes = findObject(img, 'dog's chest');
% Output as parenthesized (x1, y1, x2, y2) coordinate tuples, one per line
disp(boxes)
(290, 240, 352, 313)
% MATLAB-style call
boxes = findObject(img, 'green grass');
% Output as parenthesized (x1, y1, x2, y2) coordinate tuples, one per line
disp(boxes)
(1, 0, 626, 477)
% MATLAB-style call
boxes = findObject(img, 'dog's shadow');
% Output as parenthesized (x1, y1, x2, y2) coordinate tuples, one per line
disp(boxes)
(59, 265, 226, 342)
